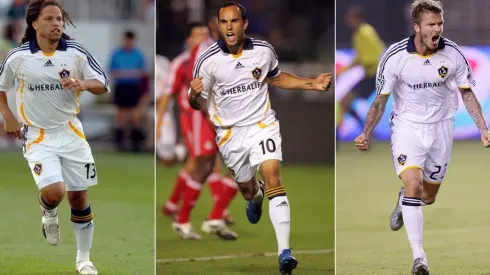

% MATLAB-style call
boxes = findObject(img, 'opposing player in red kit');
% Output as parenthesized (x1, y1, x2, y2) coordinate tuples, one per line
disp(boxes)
(157, 20, 239, 240)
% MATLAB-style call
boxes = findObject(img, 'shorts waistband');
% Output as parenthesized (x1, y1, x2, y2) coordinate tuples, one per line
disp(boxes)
(23, 120, 78, 134)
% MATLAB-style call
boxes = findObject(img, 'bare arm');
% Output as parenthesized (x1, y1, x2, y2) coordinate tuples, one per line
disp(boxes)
(84, 79, 108, 95)
(460, 87, 488, 132)
(362, 94, 390, 136)
(0, 91, 13, 117)
(266, 72, 319, 90)
(156, 94, 171, 133)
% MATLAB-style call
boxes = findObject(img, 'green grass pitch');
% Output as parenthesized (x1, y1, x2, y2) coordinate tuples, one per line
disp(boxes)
(156, 163, 334, 275)
(0, 151, 154, 275)
(336, 141, 490, 275)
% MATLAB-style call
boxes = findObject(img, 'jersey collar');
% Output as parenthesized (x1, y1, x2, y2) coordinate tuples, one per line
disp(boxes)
(29, 37, 68, 54)
(217, 36, 253, 54)
(406, 34, 445, 54)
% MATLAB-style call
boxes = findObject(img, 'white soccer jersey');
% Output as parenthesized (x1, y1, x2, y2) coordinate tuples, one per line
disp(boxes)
(376, 35, 474, 123)
(191, 37, 280, 127)
(0, 38, 109, 129)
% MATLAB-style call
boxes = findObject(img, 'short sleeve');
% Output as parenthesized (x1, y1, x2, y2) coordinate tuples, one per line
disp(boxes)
(74, 43, 110, 93)
(0, 54, 15, 92)
(191, 58, 214, 100)
(453, 48, 475, 89)
(266, 45, 280, 78)
(375, 47, 398, 95)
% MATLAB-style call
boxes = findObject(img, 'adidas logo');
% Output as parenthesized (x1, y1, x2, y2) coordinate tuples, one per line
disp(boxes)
(423, 59, 431, 65)
(44, 60, 54, 67)
(276, 201, 288, 207)
(235, 61, 244, 70)
(82, 221, 94, 229)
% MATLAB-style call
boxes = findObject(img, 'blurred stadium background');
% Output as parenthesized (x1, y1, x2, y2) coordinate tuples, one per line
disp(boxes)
(336, 0, 490, 274)
(156, 0, 335, 274)
(0, 1, 154, 274)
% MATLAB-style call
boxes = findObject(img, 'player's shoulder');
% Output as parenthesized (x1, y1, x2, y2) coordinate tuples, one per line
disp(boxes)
(170, 51, 191, 69)
(384, 37, 410, 56)
(195, 41, 219, 61)
(66, 40, 93, 58)
(249, 38, 278, 59)
(4, 42, 30, 61)
(440, 37, 464, 55)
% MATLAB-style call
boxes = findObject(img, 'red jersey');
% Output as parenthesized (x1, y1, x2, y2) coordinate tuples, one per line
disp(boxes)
(164, 51, 193, 113)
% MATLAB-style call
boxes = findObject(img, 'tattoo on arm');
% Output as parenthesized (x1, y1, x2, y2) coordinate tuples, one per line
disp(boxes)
(362, 94, 389, 136)
(461, 89, 488, 132)
(305, 82, 313, 88)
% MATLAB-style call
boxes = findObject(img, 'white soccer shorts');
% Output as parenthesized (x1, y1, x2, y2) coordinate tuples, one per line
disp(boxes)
(390, 116, 454, 183)
(22, 117, 97, 191)
(156, 111, 177, 159)
(216, 119, 283, 183)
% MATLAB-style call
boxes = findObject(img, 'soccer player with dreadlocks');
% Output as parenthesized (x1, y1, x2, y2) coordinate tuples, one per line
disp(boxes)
(0, 1, 109, 274)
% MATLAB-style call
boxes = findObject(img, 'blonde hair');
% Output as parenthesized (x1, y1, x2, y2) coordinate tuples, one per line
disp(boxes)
(411, 0, 443, 24)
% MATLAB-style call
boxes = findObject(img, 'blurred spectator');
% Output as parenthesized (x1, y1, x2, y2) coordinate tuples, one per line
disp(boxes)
(337, 5, 385, 128)
(109, 30, 147, 152)
(6, 0, 27, 21)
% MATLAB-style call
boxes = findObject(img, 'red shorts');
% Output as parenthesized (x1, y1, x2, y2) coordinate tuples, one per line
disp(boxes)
(180, 110, 217, 158)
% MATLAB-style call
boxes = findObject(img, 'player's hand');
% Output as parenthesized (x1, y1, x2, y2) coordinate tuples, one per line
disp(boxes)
(354, 132, 370, 151)
(314, 73, 332, 91)
(3, 112, 21, 139)
(481, 131, 490, 148)
(189, 76, 204, 97)
(61, 77, 87, 92)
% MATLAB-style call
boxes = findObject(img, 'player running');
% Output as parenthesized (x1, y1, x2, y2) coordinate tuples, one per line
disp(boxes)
(157, 22, 239, 240)
(354, 1, 490, 274)
(0, 1, 109, 274)
(188, 2, 332, 274)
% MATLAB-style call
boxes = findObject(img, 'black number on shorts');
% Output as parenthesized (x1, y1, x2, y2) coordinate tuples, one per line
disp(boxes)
(429, 163, 448, 181)
(259, 139, 276, 155)
(84, 163, 97, 179)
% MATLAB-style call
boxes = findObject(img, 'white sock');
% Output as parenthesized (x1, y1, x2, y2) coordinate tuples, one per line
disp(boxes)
(400, 192, 426, 207)
(269, 196, 291, 255)
(72, 206, 94, 263)
(44, 207, 58, 217)
(401, 197, 426, 260)
(252, 180, 263, 203)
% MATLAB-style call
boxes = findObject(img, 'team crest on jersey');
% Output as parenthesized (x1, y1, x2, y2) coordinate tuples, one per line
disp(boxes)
(397, 154, 407, 166)
(438, 65, 448, 78)
(33, 163, 42, 175)
(251, 67, 262, 80)
(58, 68, 71, 79)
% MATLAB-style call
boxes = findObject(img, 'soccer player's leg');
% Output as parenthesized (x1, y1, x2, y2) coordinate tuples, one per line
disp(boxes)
(61, 120, 98, 274)
(390, 120, 429, 274)
(421, 118, 453, 206)
(206, 153, 238, 226)
(23, 126, 64, 246)
(250, 122, 297, 274)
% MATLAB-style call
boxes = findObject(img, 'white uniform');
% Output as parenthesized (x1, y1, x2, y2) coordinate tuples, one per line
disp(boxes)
(377, 35, 474, 183)
(0, 38, 109, 190)
(155, 54, 177, 159)
(192, 37, 282, 182)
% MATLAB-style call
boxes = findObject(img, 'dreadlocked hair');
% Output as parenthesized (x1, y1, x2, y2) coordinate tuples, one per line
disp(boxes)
(21, 0, 75, 45)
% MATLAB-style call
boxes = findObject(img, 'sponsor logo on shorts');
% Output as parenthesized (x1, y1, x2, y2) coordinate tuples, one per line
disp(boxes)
(397, 154, 407, 166)
(33, 163, 42, 175)
(438, 65, 448, 78)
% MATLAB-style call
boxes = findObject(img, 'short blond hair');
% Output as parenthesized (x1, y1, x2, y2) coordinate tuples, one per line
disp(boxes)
(411, 0, 443, 24)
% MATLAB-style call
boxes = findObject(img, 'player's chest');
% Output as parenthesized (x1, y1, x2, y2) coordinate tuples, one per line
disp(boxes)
(400, 56, 455, 85)
(19, 56, 79, 83)
(213, 55, 269, 84)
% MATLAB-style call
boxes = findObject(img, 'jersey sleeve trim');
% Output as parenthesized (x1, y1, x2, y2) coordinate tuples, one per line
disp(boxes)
(192, 45, 219, 79)
(267, 66, 280, 78)
(0, 45, 29, 76)
(67, 42, 109, 87)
